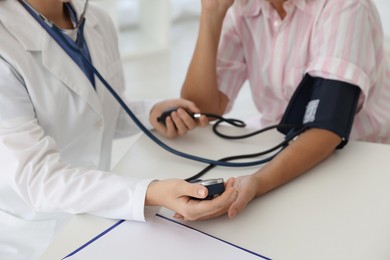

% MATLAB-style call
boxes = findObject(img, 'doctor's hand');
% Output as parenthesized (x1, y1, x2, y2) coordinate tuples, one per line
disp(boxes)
(145, 178, 238, 221)
(150, 99, 208, 138)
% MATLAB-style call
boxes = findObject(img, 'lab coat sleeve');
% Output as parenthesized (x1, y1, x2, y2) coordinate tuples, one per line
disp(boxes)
(0, 58, 155, 222)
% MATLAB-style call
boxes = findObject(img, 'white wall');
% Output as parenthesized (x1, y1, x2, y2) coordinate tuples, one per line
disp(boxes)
(94, 0, 389, 36)
(94, 0, 389, 58)
(374, 0, 390, 38)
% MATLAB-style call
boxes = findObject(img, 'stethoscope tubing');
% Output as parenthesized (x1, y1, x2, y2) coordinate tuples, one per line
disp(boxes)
(41, 15, 302, 168)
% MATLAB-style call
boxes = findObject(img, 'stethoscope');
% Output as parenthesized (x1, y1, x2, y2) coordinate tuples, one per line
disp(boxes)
(18, 0, 304, 180)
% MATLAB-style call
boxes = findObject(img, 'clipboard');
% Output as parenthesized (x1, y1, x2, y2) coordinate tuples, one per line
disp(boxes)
(62, 214, 271, 260)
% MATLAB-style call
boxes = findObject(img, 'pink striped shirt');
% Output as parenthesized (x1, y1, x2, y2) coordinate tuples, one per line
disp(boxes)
(217, 0, 390, 144)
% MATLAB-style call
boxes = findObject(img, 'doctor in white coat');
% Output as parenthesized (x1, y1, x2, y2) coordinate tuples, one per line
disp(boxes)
(0, 0, 238, 259)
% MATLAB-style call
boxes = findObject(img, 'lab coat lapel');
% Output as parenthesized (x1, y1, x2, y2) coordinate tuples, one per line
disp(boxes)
(69, 0, 112, 114)
(83, 18, 110, 107)
(41, 35, 104, 117)
(0, 0, 104, 118)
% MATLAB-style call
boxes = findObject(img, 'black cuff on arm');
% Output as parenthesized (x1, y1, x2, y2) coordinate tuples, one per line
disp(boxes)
(278, 74, 361, 149)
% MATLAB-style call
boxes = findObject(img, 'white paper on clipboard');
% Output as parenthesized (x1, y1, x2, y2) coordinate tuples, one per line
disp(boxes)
(63, 214, 270, 260)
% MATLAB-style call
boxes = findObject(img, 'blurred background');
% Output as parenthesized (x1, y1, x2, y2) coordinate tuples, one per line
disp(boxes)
(89, 0, 390, 166)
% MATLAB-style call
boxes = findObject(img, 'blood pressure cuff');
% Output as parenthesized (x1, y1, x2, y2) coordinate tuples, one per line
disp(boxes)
(278, 74, 361, 149)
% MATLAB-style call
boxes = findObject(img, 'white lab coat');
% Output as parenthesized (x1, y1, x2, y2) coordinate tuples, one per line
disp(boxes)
(0, 1, 158, 259)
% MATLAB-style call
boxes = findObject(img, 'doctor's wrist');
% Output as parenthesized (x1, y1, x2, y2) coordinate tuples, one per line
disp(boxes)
(145, 180, 160, 207)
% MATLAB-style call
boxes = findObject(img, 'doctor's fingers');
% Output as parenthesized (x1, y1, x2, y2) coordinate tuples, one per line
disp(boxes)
(155, 111, 192, 138)
(174, 187, 238, 221)
(174, 108, 200, 130)
(155, 116, 178, 138)
(197, 115, 209, 127)
(173, 108, 209, 129)
(169, 98, 201, 114)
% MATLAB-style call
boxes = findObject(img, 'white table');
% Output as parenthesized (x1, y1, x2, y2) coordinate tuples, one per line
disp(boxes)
(40, 126, 390, 260)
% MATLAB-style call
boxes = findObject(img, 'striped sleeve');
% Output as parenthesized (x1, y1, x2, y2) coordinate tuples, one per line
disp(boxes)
(307, 0, 383, 104)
